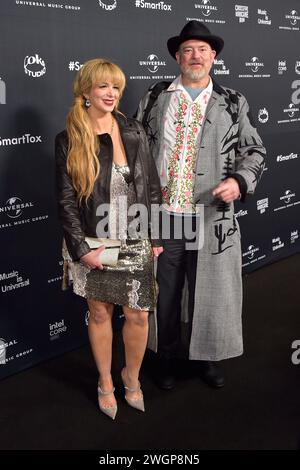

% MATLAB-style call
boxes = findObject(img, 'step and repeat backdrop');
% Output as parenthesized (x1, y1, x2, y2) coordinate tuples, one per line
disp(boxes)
(0, 0, 300, 378)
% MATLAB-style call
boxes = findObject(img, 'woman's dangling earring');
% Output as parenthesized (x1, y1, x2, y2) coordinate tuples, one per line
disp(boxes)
(85, 98, 91, 108)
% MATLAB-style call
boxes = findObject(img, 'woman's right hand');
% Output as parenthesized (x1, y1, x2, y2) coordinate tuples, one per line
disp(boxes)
(80, 246, 105, 270)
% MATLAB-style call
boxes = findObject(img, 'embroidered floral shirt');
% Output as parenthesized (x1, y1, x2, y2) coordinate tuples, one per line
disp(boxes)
(161, 76, 212, 213)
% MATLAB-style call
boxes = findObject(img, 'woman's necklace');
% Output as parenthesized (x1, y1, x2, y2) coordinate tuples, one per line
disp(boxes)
(110, 115, 115, 136)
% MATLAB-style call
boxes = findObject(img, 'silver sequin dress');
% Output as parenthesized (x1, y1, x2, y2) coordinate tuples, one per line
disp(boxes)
(62, 163, 157, 311)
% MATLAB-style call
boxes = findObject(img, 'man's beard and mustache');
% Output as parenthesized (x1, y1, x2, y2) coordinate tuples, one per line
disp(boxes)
(181, 62, 208, 80)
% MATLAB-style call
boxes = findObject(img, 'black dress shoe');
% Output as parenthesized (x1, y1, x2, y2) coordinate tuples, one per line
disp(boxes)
(156, 358, 176, 390)
(198, 361, 225, 388)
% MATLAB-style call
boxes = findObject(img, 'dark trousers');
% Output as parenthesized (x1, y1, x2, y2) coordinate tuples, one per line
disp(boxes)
(156, 213, 199, 359)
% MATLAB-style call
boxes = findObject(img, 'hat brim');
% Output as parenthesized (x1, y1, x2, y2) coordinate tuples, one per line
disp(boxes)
(167, 34, 224, 59)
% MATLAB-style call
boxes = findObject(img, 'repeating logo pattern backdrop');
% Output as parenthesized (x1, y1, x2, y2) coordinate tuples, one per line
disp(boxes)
(0, 0, 299, 378)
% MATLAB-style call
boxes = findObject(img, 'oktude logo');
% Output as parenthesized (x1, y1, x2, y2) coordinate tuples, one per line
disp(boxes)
(98, 0, 117, 10)
(134, 0, 172, 11)
(24, 54, 46, 78)
(0, 77, 6, 104)
(295, 61, 300, 75)
(49, 319, 67, 340)
(258, 108, 269, 123)
(139, 54, 166, 73)
(0, 133, 42, 147)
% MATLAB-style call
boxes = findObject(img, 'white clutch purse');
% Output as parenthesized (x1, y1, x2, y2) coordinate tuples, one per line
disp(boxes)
(85, 237, 121, 266)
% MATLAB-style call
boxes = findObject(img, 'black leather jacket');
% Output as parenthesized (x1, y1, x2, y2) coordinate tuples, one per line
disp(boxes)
(55, 113, 162, 261)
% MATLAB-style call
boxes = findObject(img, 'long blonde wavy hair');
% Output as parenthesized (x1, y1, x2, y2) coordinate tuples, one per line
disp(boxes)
(66, 58, 126, 203)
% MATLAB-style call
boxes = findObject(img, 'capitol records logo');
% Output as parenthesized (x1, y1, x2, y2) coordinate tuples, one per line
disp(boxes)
(197, 0, 217, 17)
(98, 0, 117, 10)
(272, 236, 284, 251)
(278, 60, 287, 75)
(258, 108, 269, 123)
(257, 198, 269, 214)
(24, 54, 46, 78)
(0, 77, 6, 104)
(295, 61, 300, 75)
(291, 230, 299, 244)
(235, 5, 249, 23)
(139, 54, 166, 73)
(213, 59, 230, 75)
(1, 197, 34, 219)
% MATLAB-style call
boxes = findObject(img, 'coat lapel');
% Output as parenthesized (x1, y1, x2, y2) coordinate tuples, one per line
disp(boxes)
(115, 112, 139, 173)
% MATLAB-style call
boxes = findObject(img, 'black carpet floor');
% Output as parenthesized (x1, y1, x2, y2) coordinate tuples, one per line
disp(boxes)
(1, 253, 300, 450)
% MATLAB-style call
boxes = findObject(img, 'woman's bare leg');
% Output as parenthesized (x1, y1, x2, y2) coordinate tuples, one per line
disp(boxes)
(87, 299, 115, 409)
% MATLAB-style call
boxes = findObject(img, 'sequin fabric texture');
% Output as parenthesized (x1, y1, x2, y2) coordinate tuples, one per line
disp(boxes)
(62, 163, 157, 311)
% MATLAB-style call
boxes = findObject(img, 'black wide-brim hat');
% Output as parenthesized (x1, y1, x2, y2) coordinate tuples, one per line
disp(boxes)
(167, 20, 224, 59)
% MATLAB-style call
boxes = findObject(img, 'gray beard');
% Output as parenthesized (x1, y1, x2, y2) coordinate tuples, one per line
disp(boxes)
(183, 68, 207, 81)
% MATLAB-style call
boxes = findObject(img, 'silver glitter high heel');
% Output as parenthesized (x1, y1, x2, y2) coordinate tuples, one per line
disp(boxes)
(97, 384, 117, 420)
(121, 368, 145, 412)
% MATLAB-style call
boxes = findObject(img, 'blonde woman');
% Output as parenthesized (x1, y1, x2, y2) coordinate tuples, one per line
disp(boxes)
(55, 59, 163, 420)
